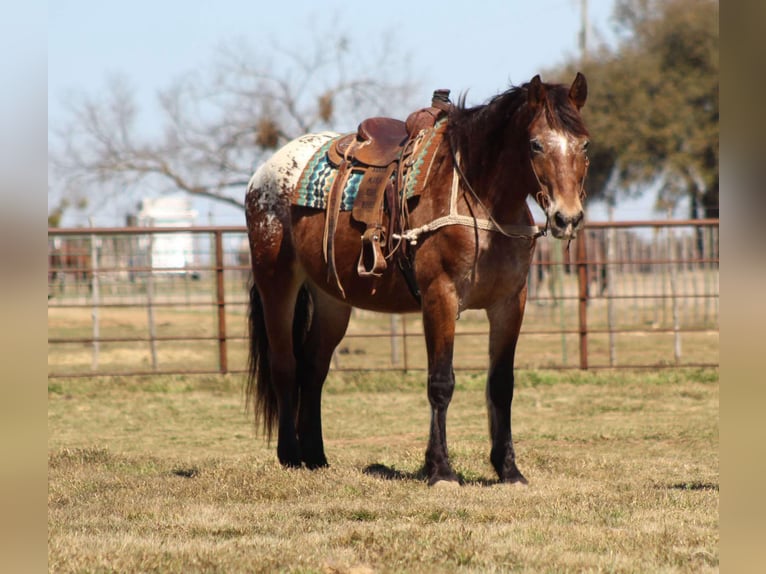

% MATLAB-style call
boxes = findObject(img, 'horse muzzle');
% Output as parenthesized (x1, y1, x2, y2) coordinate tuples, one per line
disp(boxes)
(549, 209, 584, 240)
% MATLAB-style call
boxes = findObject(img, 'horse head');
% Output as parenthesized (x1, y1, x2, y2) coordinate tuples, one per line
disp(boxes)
(526, 72, 590, 240)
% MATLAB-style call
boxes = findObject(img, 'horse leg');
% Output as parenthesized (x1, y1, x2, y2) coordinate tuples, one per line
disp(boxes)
(48, 269, 58, 298)
(295, 286, 352, 469)
(262, 280, 305, 467)
(246, 221, 312, 469)
(486, 289, 529, 484)
(421, 282, 460, 485)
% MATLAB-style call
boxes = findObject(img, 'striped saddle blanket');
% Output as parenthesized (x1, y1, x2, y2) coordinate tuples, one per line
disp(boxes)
(292, 119, 447, 211)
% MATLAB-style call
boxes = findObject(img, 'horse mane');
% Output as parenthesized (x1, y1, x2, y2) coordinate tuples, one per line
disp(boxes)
(446, 80, 589, 176)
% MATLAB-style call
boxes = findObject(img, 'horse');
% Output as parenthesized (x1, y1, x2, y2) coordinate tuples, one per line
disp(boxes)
(244, 73, 590, 486)
(48, 237, 93, 298)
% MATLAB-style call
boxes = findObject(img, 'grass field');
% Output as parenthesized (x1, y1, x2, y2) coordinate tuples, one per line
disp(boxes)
(48, 368, 718, 572)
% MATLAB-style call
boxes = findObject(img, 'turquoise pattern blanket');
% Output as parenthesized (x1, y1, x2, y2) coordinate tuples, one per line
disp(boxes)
(293, 138, 362, 211)
(293, 120, 445, 211)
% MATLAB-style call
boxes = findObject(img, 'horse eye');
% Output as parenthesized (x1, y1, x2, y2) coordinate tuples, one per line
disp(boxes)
(582, 140, 590, 153)
(530, 139, 544, 154)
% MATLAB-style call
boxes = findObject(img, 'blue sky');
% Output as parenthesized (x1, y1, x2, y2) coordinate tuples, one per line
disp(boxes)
(49, 0, 660, 224)
(49, 0, 618, 119)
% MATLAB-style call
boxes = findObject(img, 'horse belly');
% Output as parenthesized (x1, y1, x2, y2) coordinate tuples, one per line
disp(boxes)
(291, 209, 421, 313)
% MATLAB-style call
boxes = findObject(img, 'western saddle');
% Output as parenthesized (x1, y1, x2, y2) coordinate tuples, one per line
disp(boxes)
(323, 89, 452, 296)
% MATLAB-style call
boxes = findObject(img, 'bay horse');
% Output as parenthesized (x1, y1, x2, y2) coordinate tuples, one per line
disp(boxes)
(48, 237, 93, 297)
(245, 73, 590, 485)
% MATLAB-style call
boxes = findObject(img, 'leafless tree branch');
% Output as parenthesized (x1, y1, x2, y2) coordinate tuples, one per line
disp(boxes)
(49, 26, 420, 222)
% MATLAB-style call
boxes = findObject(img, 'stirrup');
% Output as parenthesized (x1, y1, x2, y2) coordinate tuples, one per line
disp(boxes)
(357, 227, 387, 277)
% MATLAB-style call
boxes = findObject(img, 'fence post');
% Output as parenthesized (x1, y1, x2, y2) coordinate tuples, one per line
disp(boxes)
(214, 230, 228, 374)
(146, 227, 158, 370)
(401, 315, 409, 373)
(577, 232, 589, 370)
(667, 217, 682, 364)
(89, 220, 100, 370)
(605, 223, 617, 366)
(551, 241, 567, 364)
(390, 315, 400, 366)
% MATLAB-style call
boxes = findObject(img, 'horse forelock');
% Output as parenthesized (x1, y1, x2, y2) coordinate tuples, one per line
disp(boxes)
(541, 84, 589, 137)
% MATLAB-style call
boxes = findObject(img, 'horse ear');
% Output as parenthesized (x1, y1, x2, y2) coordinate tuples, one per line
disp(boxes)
(569, 72, 587, 109)
(527, 75, 545, 109)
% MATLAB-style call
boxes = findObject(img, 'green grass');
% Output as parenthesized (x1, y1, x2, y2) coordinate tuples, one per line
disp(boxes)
(48, 369, 718, 572)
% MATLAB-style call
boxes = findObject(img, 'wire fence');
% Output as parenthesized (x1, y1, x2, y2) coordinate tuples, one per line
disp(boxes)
(47, 220, 719, 378)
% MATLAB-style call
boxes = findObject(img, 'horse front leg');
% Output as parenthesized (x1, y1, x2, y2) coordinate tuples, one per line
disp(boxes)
(421, 284, 460, 486)
(486, 289, 529, 484)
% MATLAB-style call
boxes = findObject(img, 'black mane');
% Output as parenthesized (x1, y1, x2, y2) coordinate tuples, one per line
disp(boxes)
(446, 81, 588, 178)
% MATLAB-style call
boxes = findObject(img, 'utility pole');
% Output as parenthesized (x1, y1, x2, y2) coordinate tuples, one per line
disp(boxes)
(579, 0, 591, 64)
(575, 0, 592, 369)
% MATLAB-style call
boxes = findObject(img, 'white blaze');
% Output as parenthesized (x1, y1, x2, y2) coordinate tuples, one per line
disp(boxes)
(546, 131, 571, 156)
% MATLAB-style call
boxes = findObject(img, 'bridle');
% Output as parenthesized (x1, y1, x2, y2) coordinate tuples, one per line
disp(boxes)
(393, 133, 589, 246)
(447, 142, 547, 240)
(529, 147, 590, 234)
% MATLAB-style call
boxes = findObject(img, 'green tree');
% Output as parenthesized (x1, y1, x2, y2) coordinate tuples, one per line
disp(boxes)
(555, 0, 718, 217)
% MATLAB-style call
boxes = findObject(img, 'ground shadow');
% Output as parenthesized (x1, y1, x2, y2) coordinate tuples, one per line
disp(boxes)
(666, 481, 718, 491)
(171, 467, 199, 478)
(362, 463, 497, 487)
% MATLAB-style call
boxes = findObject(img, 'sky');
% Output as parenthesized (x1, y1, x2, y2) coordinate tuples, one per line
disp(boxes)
(48, 0, 661, 226)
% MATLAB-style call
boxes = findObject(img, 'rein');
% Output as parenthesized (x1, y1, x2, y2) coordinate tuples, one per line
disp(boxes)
(449, 142, 548, 240)
(394, 141, 544, 245)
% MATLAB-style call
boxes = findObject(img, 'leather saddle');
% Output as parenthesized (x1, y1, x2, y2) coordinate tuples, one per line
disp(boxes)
(322, 90, 452, 296)
(329, 117, 408, 167)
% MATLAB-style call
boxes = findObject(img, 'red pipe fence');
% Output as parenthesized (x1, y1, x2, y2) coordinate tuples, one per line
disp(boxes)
(48, 220, 719, 378)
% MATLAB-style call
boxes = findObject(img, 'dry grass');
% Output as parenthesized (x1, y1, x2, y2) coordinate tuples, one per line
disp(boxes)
(48, 369, 718, 573)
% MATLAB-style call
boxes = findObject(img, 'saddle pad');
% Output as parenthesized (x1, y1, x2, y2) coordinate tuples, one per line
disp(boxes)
(293, 122, 446, 211)
(401, 118, 447, 199)
(293, 136, 382, 211)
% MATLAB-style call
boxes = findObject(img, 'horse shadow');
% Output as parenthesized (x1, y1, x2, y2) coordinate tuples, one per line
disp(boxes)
(362, 463, 497, 487)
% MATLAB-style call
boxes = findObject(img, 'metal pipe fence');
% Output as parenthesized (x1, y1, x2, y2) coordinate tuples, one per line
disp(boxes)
(48, 220, 719, 378)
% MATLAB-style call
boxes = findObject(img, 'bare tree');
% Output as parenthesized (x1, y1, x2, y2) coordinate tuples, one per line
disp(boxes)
(50, 29, 420, 219)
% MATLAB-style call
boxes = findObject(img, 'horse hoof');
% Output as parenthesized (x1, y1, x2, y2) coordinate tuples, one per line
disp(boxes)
(278, 458, 302, 469)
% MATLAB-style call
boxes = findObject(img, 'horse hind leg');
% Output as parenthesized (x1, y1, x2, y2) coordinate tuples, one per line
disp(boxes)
(294, 286, 352, 469)
(245, 130, 341, 468)
(247, 264, 306, 468)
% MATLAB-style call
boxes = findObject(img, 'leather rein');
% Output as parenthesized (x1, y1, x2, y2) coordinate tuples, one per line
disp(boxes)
(446, 136, 590, 242)
(394, 138, 548, 245)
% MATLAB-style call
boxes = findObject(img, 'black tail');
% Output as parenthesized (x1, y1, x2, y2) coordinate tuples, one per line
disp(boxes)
(246, 282, 313, 441)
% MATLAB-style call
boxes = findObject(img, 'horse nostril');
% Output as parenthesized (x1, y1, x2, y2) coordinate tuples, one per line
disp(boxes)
(572, 212, 584, 227)
(554, 211, 568, 229)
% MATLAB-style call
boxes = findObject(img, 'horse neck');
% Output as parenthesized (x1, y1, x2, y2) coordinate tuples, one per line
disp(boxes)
(452, 130, 536, 223)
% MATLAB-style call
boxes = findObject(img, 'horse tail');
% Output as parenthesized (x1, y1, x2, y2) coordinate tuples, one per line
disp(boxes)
(246, 281, 314, 440)
(246, 282, 275, 439)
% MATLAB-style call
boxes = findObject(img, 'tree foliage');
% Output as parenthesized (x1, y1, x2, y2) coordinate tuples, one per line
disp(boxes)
(554, 0, 718, 216)
(49, 31, 419, 220)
